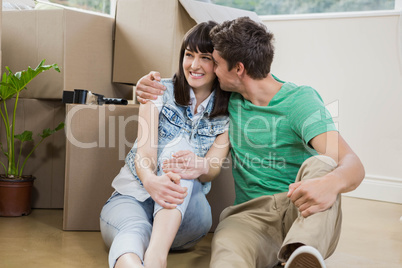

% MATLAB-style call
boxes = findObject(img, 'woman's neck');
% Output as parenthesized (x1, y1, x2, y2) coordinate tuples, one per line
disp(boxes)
(192, 88, 212, 112)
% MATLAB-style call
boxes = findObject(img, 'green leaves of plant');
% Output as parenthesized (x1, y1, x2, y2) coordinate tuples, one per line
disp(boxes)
(0, 73, 18, 101)
(39, 122, 65, 139)
(0, 59, 60, 101)
(14, 131, 33, 142)
(14, 122, 64, 141)
(0, 60, 62, 176)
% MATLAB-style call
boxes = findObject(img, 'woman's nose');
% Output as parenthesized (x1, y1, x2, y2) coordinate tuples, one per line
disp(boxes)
(191, 58, 200, 69)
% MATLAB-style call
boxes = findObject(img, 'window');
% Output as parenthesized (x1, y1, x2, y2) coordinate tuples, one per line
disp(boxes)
(41, 0, 399, 16)
(48, 0, 112, 14)
(210, 0, 396, 16)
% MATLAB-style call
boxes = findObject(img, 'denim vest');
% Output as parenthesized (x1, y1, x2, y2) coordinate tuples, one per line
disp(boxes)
(125, 79, 229, 194)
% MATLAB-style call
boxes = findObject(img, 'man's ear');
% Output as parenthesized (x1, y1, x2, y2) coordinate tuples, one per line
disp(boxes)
(236, 62, 245, 77)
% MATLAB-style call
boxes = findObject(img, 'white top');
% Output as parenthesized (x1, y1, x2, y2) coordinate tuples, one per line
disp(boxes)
(153, 88, 212, 119)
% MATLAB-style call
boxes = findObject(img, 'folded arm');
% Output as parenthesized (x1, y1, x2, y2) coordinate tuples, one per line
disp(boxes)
(134, 101, 187, 209)
(288, 131, 365, 217)
(162, 131, 230, 182)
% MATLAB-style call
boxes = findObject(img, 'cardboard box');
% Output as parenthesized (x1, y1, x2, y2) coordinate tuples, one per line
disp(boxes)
(63, 104, 140, 230)
(0, 99, 66, 208)
(113, 0, 261, 84)
(1, 6, 132, 100)
(63, 104, 235, 231)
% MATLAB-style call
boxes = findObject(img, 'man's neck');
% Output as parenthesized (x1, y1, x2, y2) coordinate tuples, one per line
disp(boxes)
(241, 73, 283, 106)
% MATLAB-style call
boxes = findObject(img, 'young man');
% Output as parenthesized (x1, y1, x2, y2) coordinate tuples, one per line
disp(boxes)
(135, 17, 365, 268)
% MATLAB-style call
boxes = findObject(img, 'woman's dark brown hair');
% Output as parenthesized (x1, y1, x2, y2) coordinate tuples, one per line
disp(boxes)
(173, 21, 230, 118)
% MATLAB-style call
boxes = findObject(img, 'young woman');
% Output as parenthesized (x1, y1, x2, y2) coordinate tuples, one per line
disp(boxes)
(100, 21, 231, 268)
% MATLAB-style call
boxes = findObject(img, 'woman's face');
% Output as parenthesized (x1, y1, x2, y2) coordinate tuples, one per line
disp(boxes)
(183, 48, 216, 93)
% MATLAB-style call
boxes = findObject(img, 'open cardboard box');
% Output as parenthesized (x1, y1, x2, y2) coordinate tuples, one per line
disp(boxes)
(2, 4, 132, 100)
(113, 0, 261, 85)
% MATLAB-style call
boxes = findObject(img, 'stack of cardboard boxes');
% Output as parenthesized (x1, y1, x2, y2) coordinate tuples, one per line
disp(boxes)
(1, 0, 259, 230)
(1, 1, 132, 209)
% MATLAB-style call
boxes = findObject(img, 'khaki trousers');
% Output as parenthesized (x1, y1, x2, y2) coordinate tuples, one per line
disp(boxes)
(210, 155, 342, 268)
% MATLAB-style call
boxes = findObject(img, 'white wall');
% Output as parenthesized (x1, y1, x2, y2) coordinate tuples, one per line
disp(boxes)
(262, 11, 402, 204)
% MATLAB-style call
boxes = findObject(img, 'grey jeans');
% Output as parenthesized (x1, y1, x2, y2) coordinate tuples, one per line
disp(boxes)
(100, 179, 212, 268)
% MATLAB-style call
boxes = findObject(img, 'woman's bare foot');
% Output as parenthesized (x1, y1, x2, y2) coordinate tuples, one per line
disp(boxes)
(115, 253, 144, 268)
(143, 251, 167, 268)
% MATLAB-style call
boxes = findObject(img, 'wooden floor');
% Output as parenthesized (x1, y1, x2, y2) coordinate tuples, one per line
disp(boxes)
(0, 196, 401, 268)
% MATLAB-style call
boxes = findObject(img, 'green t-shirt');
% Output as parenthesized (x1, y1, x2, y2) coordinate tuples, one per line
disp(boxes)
(229, 79, 337, 205)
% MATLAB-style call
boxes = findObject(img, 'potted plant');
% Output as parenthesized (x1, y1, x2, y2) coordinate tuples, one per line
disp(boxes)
(0, 60, 64, 216)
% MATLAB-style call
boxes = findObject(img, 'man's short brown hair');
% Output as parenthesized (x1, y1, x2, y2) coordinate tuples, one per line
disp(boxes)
(210, 17, 275, 79)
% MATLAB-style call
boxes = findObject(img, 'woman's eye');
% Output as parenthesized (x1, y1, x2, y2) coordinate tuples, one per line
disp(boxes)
(185, 53, 193, 57)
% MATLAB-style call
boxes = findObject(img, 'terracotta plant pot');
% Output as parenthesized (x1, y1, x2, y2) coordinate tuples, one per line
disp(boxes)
(0, 176, 36, 217)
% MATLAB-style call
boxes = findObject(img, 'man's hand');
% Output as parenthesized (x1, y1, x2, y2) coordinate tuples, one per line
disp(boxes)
(287, 176, 338, 218)
(162, 150, 209, 180)
(136, 71, 166, 104)
(289, 131, 365, 218)
(143, 172, 188, 209)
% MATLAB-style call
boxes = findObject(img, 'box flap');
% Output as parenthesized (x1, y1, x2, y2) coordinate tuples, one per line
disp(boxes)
(179, 0, 261, 23)
(113, 0, 262, 85)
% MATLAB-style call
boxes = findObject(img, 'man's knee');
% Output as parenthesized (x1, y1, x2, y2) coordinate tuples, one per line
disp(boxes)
(297, 155, 337, 182)
(304, 155, 337, 168)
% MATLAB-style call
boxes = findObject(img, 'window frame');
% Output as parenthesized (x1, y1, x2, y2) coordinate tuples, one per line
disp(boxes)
(260, 9, 401, 22)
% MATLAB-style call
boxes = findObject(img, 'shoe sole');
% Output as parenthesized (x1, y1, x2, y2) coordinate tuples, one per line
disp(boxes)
(286, 252, 322, 268)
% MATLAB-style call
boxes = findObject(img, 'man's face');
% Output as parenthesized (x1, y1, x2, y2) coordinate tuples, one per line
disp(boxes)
(212, 50, 238, 92)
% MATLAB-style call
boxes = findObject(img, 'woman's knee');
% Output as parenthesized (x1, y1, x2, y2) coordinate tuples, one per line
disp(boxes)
(100, 194, 153, 247)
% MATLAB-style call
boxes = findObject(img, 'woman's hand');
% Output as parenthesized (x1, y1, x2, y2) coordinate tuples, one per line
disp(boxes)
(143, 172, 188, 209)
(162, 150, 209, 180)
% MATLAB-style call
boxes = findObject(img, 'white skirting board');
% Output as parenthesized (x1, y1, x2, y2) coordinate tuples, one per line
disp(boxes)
(343, 175, 402, 204)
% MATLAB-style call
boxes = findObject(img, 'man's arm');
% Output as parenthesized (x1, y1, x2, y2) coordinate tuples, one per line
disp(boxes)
(136, 71, 166, 104)
(287, 131, 365, 217)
